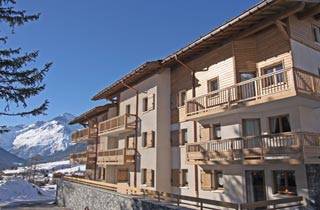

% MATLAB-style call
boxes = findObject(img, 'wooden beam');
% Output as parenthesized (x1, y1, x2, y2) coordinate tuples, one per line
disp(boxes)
(237, 2, 305, 39)
(297, 4, 320, 19)
(276, 20, 290, 39)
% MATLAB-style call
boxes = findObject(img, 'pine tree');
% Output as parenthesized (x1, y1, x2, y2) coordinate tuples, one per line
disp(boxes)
(0, 0, 52, 133)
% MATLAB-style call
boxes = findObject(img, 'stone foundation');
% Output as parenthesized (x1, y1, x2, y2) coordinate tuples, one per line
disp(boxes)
(57, 180, 188, 210)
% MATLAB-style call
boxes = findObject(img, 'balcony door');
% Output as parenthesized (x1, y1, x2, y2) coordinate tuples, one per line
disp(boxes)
(246, 170, 267, 204)
(239, 72, 257, 101)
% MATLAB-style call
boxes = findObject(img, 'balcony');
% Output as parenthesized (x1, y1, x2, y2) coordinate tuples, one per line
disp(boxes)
(98, 114, 136, 136)
(185, 68, 320, 120)
(70, 152, 87, 164)
(71, 127, 97, 143)
(97, 148, 135, 165)
(186, 132, 320, 165)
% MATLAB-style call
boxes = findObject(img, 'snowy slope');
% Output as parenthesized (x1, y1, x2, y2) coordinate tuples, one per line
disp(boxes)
(0, 147, 25, 170)
(0, 113, 84, 160)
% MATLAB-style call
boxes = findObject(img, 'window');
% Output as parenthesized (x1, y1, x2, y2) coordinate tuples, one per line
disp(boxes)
(180, 129, 188, 145)
(240, 72, 256, 82)
(178, 90, 187, 107)
(171, 129, 187, 146)
(312, 25, 320, 43)
(142, 132, 147, 147)
(142, 97, 148, 112)
(261, 63, 284, 87)
(171, 169, 188, 187)
(273, 170, 297, 195)
(212, 124, 221, 140)
(214, 171, 224, 189)
(141, 168, 147, 185)
(207, 77, 219, 92)
(126, 104, 131, 114)
(269, 115, 291, 134)
(142, 131, 155, 148)
(243, 119, 261, 137)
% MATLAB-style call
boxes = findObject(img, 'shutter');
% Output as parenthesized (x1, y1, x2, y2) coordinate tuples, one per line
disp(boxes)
(171, 169, 180, 187)
(171, 130, 179, 147)
(201, 171, 213, 191)
(148, 94, 155, 111)
(200, 125, 211, 141)
(146, 169, 154, 187)
(141, 169, 146, 184)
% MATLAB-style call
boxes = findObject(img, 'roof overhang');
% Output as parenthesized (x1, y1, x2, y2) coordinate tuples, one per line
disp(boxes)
(161, 0, 318, 66)
(69, 104, 115, 125)
(91, 0, 319, 101)
(92, 61, 162, 100)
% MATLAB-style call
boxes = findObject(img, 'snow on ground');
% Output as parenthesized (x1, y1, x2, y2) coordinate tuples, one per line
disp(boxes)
(0, 178, 55, 206)
(36, 160, 70, 171)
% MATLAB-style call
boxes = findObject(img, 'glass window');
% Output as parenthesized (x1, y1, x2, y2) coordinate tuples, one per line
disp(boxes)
(215, 171, 224, 189)
(240, 72, 256, 82)
(212, 124, 221, 140)
(273, 170, 297, 195)
(141, 168, 147, 185)
(181, 169, 188, 187)
(180, 129, 188, 145)
(178, 90, 187, 107)
(126, 104, 131, 114)
(262, 64, 284, 86)
(208, 77, 219, 92)
(142, 132, 147, 147)
(269, 115, 291, 134)
(243, 119, 261, 137)
(142, 97, 148, 112)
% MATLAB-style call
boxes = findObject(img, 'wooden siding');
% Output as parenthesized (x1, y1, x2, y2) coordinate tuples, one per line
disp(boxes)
(170, 43, 234, 123)
(289, 15, 320, 52)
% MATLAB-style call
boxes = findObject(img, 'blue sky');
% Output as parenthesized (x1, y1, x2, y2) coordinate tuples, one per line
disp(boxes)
(2, 0, 260, 126)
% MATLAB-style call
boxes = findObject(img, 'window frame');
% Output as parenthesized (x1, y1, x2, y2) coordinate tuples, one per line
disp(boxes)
(214, 170, 224, 190)
(212, 124, 221, 140)
(242, 118, 261, 137)
(177, 90, 187, 107)
(269, 114, 291, 134)
(260, 62, 285, 87)
(272, 170, 297, 195)
(142, 97, 148, 112)
(207, 77, 219, 93)
(125, 104, 131, 115)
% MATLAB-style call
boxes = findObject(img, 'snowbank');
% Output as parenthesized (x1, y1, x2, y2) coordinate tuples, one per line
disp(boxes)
(0, 178, 55, 205)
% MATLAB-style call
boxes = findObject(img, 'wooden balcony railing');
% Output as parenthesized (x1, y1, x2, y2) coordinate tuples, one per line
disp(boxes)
(70, 152, 87, 164)
(185, 68, 320, 119)
(186, 132, 320, 164)
(71, 127, 97, 143)
(294, 68, 320, 96)
(97, 148, 135, 165)
(98, 114, 136, 136)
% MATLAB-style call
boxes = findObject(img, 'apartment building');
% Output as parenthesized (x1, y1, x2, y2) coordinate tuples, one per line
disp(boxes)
(70, 0, 320, 207)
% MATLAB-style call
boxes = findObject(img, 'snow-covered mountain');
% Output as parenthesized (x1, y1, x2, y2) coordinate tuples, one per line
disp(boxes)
(0, 113, 85, 160)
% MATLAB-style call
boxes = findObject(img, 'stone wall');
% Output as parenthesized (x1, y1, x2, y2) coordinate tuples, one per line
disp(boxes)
(305, 164, 320, 210)
(57, 180, 188, 210)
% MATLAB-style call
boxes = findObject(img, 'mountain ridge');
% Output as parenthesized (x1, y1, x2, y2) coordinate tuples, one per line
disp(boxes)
(0, 113, 85, 161)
